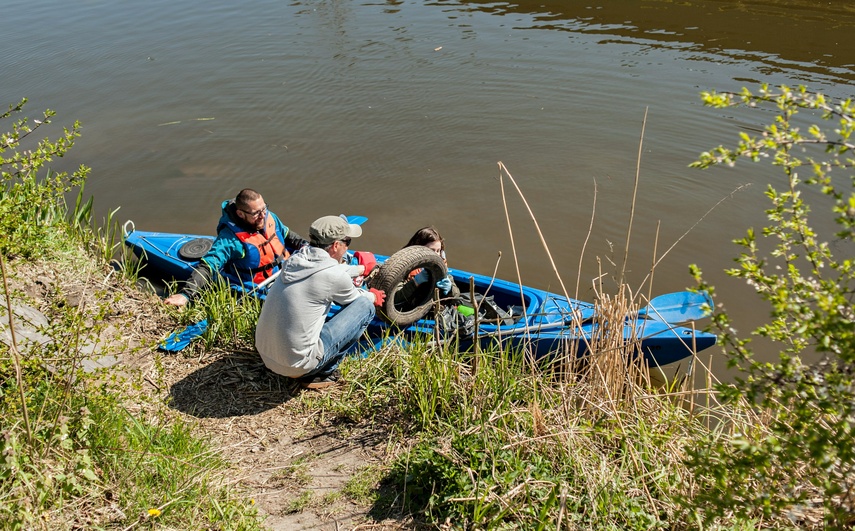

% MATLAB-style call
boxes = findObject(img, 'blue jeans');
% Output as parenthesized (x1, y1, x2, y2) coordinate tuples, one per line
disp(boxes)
(306, 296, 375, 379)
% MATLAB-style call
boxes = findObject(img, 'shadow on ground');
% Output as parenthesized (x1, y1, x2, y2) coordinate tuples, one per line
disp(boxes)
(168, 350, 295, 418)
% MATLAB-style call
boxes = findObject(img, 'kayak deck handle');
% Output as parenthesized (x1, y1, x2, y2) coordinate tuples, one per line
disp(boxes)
(123, 219, 136, 238)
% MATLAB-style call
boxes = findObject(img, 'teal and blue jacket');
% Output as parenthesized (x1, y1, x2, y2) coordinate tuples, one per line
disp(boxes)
(180, 200, 307, 299)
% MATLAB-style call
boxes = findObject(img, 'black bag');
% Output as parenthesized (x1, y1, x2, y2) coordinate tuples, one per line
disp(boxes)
(436, 305, 475, 336)
(435, 293, 515, 336)
(459, 293, 515, 326)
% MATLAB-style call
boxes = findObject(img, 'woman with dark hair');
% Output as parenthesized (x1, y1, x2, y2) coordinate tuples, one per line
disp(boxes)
(396, 226, 458, 303)
(405, 226, 447, 265)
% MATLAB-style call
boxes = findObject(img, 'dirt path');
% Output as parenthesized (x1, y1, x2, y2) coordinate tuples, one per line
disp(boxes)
(133, 344, 416, 530)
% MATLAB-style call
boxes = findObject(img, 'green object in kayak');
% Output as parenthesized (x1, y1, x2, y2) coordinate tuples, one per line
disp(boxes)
(457, 304, 475, 317)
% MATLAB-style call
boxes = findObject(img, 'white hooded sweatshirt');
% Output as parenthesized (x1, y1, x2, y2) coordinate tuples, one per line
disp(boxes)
(255, 246, 375, 377)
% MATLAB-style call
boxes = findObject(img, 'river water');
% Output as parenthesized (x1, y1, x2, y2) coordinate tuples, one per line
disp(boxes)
(4, 0, 854, 374)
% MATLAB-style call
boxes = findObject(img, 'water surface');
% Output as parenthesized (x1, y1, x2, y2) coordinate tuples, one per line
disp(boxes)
(4, 0, 853, 373)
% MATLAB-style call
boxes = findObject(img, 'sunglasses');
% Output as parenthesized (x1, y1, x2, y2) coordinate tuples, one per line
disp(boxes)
(339, 237, 352, 246)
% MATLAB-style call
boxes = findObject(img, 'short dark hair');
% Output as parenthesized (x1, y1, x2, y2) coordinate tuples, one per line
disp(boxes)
(405, 226, 444, 252)
(235, 189, 262, 210)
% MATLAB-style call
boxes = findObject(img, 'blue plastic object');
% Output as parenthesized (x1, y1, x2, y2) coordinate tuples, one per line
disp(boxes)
(638, 291, 712, 322)
(158, 319, 208, 352)
(436, 277, 453, 294)
(345, 215, 368, 225)
(413, 269, 429, 285)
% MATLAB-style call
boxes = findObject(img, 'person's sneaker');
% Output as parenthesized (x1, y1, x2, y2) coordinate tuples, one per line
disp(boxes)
(299, 369, 341, 389)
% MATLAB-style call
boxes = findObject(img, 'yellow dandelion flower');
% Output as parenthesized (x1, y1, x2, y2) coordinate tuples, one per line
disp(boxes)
(250, 499, 255, 505)
(148, 508, 162, 517)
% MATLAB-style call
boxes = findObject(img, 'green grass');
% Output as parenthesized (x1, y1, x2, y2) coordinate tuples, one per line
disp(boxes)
(284, 491, 314, 514)
(0, 254, 263, 529)
(342, 465, 386, 505)
(154, 274, 263, 354)
(322, 323, 746, 529)
(1, 102, 263, 528)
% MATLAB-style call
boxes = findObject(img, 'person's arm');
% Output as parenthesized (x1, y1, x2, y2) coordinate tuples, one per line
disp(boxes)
(331, 270, 377, 306)
(441, 274, 460, 299)
(163, 232, 244, 306)
(394, 269, 457, 307)
(283, 229, 308, 251)
(272, 214, 308, 251)
(395, 273, 422, 306)
(437, 251, 457, 297)
(338, 262, 364, 278)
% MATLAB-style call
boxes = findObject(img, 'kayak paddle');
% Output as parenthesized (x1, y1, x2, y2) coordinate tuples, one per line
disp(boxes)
(345, 215, 368, 225)
(638, 290, 712, 322)
(576, 290, 712, 324)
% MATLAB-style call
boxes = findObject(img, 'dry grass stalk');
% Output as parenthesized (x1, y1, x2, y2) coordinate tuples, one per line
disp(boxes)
(494, 159, 671, 406)
(496, 162, 594, 361)
(582, 287, 650, 409)
(492, 122, 740, 414)
(619, 106, 648, 289)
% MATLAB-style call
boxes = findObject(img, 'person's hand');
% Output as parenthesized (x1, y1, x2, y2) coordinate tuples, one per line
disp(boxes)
(354, 251, 377, 275)
(436, 277, 453, 295)
(368, 288, 386, 307)
(412, 268, 429, 285)
(164, 293, 190, 307)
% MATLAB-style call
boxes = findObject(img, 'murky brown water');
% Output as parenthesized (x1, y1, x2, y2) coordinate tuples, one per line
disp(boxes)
(4, 0, 854, 376)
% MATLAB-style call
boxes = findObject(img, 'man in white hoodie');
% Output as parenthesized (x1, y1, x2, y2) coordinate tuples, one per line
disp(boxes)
(255, 216, 386, 389)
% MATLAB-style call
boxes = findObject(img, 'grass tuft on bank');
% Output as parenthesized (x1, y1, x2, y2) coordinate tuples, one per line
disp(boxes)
(319, 292, 721, 530)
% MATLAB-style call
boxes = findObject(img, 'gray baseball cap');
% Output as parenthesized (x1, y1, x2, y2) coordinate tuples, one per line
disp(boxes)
(309, 215, 363, 245)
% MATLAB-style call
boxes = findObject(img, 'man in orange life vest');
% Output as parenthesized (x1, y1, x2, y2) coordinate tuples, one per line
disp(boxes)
(164, 188, 307, 307)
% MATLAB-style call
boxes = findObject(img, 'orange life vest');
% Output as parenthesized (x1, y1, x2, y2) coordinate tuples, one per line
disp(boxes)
(221, 214, 288, 287)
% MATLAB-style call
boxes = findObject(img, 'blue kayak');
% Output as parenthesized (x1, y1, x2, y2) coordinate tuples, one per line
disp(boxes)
(124, 223, 716, 367)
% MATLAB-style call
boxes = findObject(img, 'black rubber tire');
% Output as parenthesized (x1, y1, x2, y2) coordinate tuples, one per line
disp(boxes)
(371, 246, 447, 326)
(178, 238, 213, 260)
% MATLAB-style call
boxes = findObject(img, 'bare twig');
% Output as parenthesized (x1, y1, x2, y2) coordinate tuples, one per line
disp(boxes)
(0, 253, 33, 445)
(620, 107, 648, 288)
(637, 183, 751, 289)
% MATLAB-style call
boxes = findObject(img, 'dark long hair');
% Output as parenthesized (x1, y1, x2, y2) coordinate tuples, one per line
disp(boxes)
(404, 226, 444, 253)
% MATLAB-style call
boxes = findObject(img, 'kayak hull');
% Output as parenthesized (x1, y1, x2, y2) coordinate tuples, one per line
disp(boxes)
(125, 227, 715, 367)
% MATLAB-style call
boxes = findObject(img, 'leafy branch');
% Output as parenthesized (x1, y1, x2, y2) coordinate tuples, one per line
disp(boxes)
(684, 84, 855, 529)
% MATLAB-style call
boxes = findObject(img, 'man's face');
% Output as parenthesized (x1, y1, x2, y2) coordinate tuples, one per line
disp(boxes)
(327, 238, 349, 263)
(237, 197, 267, 230)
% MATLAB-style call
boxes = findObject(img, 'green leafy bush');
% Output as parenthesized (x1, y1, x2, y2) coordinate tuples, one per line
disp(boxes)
(1, 100, 261, 529)
(685, 85, 855, 529)
(0, 99, 90, 257)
